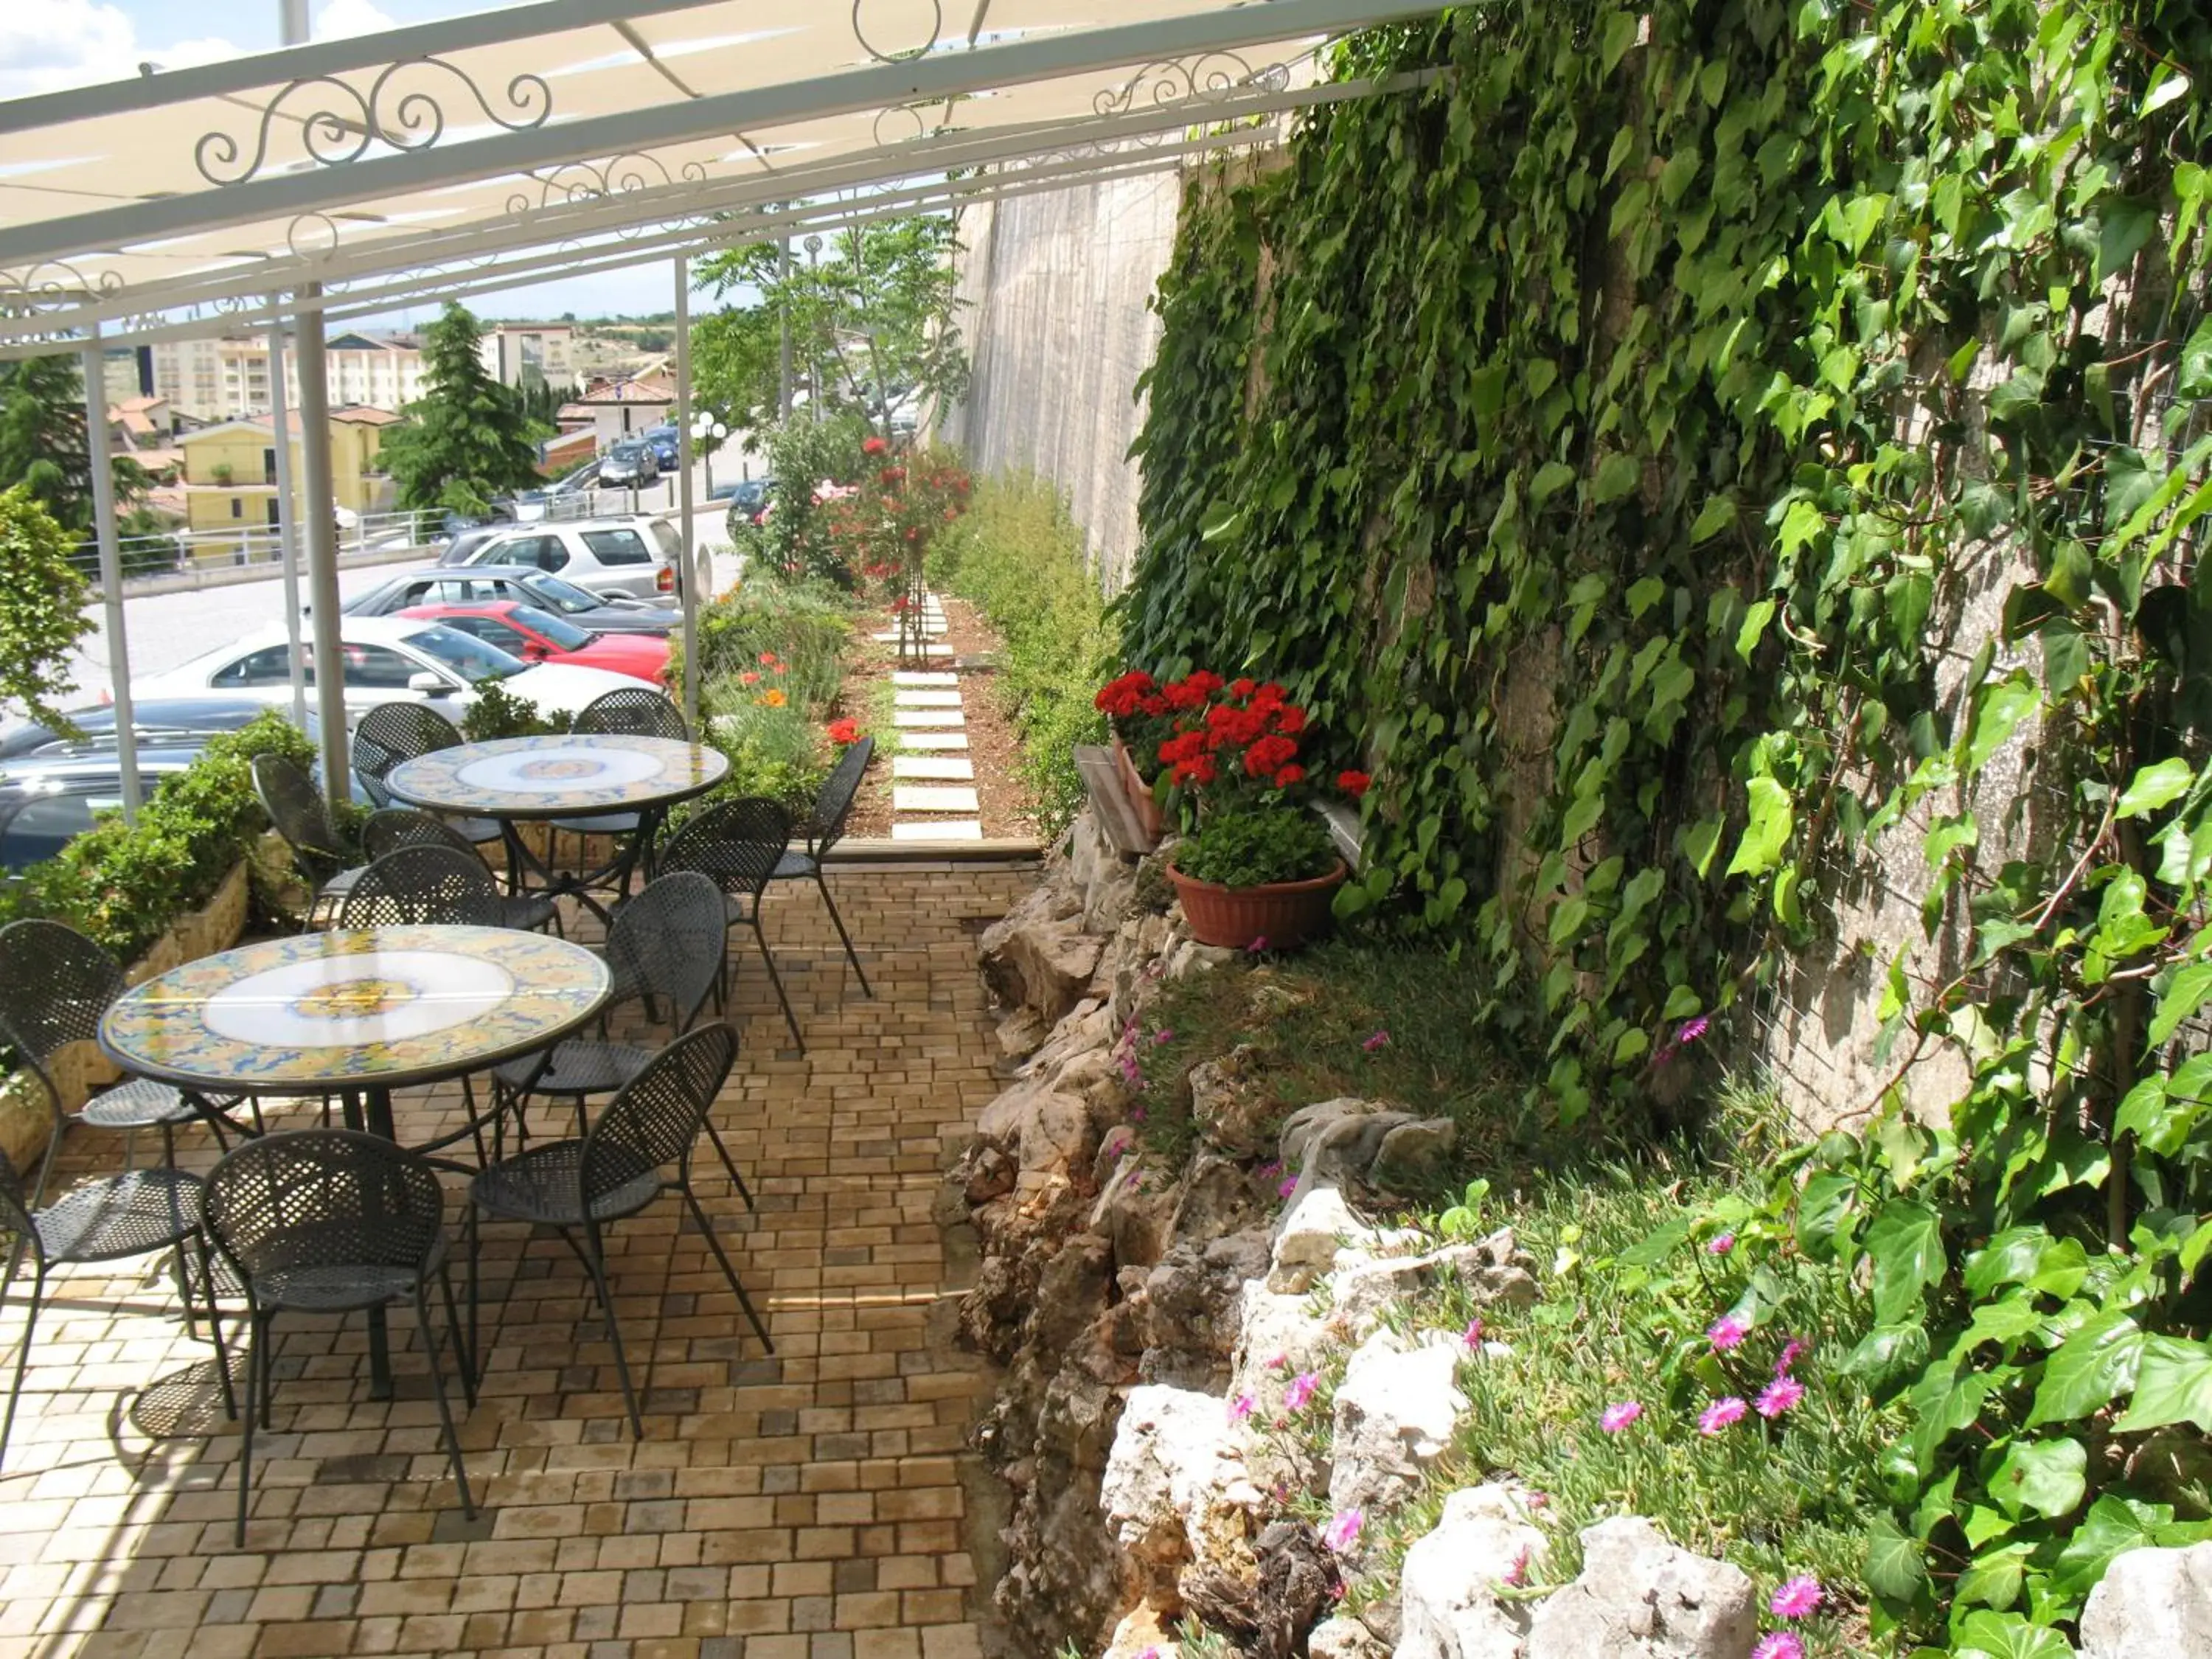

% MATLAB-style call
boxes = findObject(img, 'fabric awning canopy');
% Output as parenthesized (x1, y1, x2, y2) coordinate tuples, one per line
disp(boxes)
(0, 0, 1448, 355)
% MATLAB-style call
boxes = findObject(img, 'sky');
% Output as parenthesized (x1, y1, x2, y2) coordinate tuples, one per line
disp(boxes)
(1, 0, 696, 319)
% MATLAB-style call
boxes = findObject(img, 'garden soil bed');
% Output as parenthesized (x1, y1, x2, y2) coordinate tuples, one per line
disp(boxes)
(840, 591, 1043, 841)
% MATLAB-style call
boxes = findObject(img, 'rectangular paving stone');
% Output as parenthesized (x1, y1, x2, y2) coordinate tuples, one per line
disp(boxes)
(891, 691, 963, 708)
(891, 758, 975, 781)
(892, 711, 964, 728)
(888, 821, 983, 842)
(892, 787, 981, 814)
(891, 673, 959, 686)
(897, 731, 969, 751)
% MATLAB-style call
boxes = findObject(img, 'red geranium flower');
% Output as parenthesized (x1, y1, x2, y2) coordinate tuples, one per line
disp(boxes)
(863, 436, 889, 456)
(1338, 771, 1372, 798)
(1243, 735, 1299, 778)
(827, 717, 862, 745)
(1231, 677, 1257, 698)
(1274, 765, 1305, 788)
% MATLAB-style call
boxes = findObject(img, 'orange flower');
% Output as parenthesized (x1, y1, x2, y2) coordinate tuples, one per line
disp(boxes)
(759, 688, 788, 708)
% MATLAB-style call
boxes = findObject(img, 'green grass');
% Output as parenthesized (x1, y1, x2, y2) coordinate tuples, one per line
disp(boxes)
(928, 472, 1116, 835)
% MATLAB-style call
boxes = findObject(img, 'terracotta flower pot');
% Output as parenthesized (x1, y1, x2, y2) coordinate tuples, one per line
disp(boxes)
(1167, 858, 1347, 952)
(1112, 733, 1165, 846)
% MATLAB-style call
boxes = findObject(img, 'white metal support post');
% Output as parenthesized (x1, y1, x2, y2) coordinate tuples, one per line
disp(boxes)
(267, 317, 310, 734)
(80, 327, 139, 820)
(778, 236, 793, 420)
(295, 291, 352, 802)
(673, 254, 700, 729)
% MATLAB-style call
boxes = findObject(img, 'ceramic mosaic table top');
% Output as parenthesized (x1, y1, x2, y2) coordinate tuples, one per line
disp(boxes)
(100, 925, 610, 1092)
(383, 734, 728, 819)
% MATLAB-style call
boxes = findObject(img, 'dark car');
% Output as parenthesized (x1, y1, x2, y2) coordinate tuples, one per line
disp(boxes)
(599, 439, 661, 488)
(0, 697, 324, 759)
(345, 565, 678, 636)
(724, 478, 775, 538)
(0, 745, 212, 870)
(641, 425, 681, 468)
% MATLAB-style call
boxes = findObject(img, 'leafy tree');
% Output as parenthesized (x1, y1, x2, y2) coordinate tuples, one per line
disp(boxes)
(380, 303, 546, 514)
(693, 216, 969, 439)
(0, 355, 151, 535)
(0, 484, 94, 728)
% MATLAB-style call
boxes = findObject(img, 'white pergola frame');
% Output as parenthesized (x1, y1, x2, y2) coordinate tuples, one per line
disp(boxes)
(0, 0, 1452, 814)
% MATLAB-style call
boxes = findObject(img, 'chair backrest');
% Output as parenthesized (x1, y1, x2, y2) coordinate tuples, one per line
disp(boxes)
(363, 807, 487, 866)
(353, 702, 462, 806)
(574, 688, 689, 741)
(0, 919, 123, 1131)
(605, 872, 726, 1033)
(338, 844, 503, 929)
(807, 736, 874, 858)
(252, 754, 347, 868)
(204, 1129, 447, 1280)
(658, 798, 792, 907)
(581, 1023, 737, 1203)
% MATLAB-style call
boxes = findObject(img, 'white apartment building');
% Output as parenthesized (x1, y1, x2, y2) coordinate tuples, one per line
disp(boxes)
(153, 330, 427, 420)
(479, 322, 575, 389)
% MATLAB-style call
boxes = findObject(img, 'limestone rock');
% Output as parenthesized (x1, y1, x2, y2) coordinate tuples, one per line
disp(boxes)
(1329, 1332, 1470, 1512)
(1331, 1230, 1541, 1336)
(995, 1006, 1052, 1060)
(1102, 1602, 1180, 1659)
(1189, 1044, 1281, 1156)
(961, 1144, 1015, 1205)
(1168, 1149, 1267, 1248)
(1312, 1615, 1390, 1659)
(981, 907, 1106, 1026)
(1089, 1162, 1178, 1273)
(976, 1080, 1096, 1178)
(1395, 1484, 1548, 1659)
(1522, 1516, 1758, 1659)
(1370, 1117, 1459, 1192)
(1270, 1181, 1380, 1293)
(1135, 1230, 1272, 1386)
(1167, 940, 1243, 978)
(1281, 1098, 1422, 1194)
(1100, 1384, 1264, 1595)
(2079, 1542, 2212, 1658)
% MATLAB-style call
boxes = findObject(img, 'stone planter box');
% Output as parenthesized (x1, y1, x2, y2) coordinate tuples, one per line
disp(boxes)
(0, 859, 251, 1174)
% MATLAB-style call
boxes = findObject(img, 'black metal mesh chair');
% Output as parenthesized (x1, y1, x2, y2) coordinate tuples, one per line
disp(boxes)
(352, 703, 500, 846)
(0, 1143, 223, 1470)
(469, 1023, 768, 1436)
(770, 736, 874, 995)
(547, 690, 691, 894)
(338, 844, 507, 930)
(490, 872, 746, 1197)
(362, 809, 560, 934)
(204, 1130, 474, 1544)
(252, 754, 364, 928)
(657, 798, 804, 1049)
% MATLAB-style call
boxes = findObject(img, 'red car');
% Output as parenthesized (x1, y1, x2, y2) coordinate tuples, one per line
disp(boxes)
(394, 601, 671, 686)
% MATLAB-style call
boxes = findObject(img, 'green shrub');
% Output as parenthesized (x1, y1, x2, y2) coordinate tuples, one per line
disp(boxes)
(929, 473, 1115, 834)
(1174, 807, 1336, 887)
(688, 568, 852, 723)
(0, 709, 314, 960)
(460, 682, 571, 741)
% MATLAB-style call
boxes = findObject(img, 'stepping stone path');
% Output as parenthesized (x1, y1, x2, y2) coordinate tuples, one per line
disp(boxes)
(883, 594, 982, 840)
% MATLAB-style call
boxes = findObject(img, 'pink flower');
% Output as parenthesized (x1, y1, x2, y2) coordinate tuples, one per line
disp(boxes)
(1363, 1030, 1390, 1051)
(1323, 1509, 1364, 1552)
(1707, 1314, 1749, 1352)
(1266, 1352, 1290, 1370)
(1756, 1377, 1806, 1419)
(1129, 1106, 1147, 1124)
(1135, 1649, 1161, 1659)
(1697, 1397, 1747, 1436)
(1125, 1172, 1142, 1191)
(1461, 1318, 1486, 1349)
(1677, 1015, 1710, 1045)
(1750, 1635, 1804, 1659)
(1284, 1371, 1320, 1412)
(1707, 1231, 1735, 1256)
(1228, 1394, 1256, 1423)
(1600, 1401, 1644, 1433)
(1152, 1029, 1175, 1045)
(1523, 1490, 1548, 1511)
(1500, 1545, 1531, 1587)
(1774, 1338, 1808, 1376)
(1770, 1575, 1823, 1620)
(1247, 935, 1269, 953)
(1278, 1176, 1298, 1200)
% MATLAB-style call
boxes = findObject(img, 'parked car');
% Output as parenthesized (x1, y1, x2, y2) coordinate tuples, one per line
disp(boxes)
(344, 566, 678, 636)
(394, 601, 670, 685)
(0, 697, 324, 760)
(0, 742, 216, 871)
(641, 425, 681, 469)
(133, 616, 647, 726)
(725, 478, 775, 538)
(447, 516, 683, 601)
(437, 505, 515, 542)
(599, 439, 661, 488)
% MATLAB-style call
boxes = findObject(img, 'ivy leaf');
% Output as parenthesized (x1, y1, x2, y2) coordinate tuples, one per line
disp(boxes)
(1952, 1611, 2076, 1659)
(2097, 198, 2159, 282)
(2116, 757, 2192, 819)
(1797, 1172, 1862, 1260)
(1865, 1200, 1944, 1325)
(2182, 316, 2212, 401)
(2115, 1335, 2212, 1433)
(2149, 961, 2212, 1049)
(1735, 599, 1775, 662)
(1777, 498, 1826, 560)
(2050, 1494, 2171, 1599)
(1988, 1436, 2086, 1520)
(1953, 1540, 2033, 1611)
(1689, 496, 1736, 543)
(1964, 674, 2038, 773)
(1726, 777, 1793, 878)
(1625, 576, 1665, 618)
(1599, 9, 1638, 72)
(1591, 452, 1641, 504)
(1681, 817, 1724, 880)
(1530, 460, 1576, 504)
(1865, 1514, 1930, 1606)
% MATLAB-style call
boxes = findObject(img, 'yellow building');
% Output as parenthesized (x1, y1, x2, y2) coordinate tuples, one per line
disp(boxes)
(177, 406, 400, 535)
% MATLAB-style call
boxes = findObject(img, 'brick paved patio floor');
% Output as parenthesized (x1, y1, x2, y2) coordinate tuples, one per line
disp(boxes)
(0, 859, 1037, 1659)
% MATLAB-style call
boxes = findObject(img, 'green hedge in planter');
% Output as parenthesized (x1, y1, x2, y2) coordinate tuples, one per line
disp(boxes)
(0, 709, 315, 960)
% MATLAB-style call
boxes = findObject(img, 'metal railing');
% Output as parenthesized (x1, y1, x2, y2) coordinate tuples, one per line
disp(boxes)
(72, 507, 442, 581)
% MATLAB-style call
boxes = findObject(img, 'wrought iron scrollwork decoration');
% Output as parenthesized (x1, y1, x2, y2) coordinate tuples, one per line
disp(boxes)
(0, 260, 126, 310)
(507, 156, 711, 239)
(287, 212, 342, 261)
(872, 105, 932, 147)
(1093, 53, 1290, 118)
(195, 56, 552, 187)
(852, 0, 943, 64)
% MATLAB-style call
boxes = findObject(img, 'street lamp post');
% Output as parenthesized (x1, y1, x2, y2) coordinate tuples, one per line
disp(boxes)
(691, 413, 730, 496)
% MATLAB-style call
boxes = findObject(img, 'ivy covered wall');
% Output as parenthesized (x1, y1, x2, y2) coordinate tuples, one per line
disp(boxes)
(1122, 0, 2212, 1130)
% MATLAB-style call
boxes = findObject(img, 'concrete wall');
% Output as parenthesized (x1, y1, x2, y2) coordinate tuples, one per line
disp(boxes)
(939, 173, 1185, 590)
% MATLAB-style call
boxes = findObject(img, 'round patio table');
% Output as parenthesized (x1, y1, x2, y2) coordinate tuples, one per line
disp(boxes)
(100, 923, 611, 1396)
(383, 734, 729, 920)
